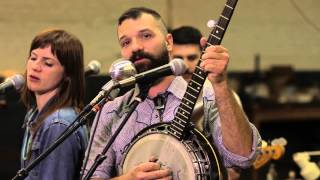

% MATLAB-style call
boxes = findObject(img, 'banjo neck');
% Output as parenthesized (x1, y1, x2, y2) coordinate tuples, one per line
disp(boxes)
(168, 0, 239, 140)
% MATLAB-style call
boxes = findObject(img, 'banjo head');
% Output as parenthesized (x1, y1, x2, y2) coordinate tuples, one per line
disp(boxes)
(120, 123, 225, 180)
(121, 133, 197, 180)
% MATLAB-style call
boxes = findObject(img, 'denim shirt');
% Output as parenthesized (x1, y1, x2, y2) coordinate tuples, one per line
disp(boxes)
(21, 107, 88, 180)
(84, 76, 261, 179)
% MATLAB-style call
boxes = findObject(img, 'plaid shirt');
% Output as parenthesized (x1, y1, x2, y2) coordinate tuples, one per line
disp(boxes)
(84, 76, 261, 179)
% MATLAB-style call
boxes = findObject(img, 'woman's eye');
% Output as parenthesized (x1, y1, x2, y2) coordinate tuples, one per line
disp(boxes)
(44, 60, 53, 67)
(45, 63, 53, 67)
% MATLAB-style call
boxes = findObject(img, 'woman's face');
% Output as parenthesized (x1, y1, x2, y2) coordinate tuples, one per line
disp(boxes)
(26, 45, 65, 96)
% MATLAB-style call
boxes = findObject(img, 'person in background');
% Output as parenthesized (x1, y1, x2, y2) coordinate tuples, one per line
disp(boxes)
(84, 7, 261, 180)
(171, 25, 244, 179)
(20, 29, 88, 180)
(170, 25, 245, 125)
(171, 26, 203, 83)
(170, 26, 206, 130)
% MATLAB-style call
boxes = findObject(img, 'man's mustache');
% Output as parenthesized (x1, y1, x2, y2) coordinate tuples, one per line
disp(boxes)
(130, 51, 154, 62)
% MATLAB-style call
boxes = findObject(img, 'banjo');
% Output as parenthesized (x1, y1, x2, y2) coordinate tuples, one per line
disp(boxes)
(121, 0, 239, 179)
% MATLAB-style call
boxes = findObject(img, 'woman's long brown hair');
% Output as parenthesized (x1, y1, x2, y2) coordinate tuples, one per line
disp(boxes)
(21, 29, 85, 132)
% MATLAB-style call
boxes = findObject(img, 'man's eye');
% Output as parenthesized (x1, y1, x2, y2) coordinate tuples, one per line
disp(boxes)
(142, 33, 152, 39)
(29, 56, 37, 61)
(121, 40, 130, 47)
(187, 55, 198, 61)
(173, 56, 183, 59)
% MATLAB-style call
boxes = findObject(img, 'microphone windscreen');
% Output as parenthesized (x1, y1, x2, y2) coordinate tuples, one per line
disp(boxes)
(86, 60, 101, 75)
(109, 59, 137, 81)
(169, 58, 188, 76)
(8, 74, 24, 91)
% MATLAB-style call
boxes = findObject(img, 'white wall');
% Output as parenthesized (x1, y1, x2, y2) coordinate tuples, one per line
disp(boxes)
(0, 0, 319, 74)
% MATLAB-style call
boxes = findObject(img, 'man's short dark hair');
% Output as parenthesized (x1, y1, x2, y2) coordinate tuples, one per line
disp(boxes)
(118, 7, 168, 34)
(118, 7, 161, 25)
(171, 26, 202, 46)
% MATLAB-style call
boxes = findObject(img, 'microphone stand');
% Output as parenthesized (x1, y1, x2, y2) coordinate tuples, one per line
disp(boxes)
(83, 87, 148, 180)
(12, 93, 116, 180)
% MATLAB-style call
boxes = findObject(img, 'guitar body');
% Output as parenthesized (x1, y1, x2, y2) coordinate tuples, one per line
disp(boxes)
(120, 122, 227, 180)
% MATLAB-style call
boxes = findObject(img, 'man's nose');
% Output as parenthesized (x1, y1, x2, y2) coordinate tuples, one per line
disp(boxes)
(131, 39, 143, 52)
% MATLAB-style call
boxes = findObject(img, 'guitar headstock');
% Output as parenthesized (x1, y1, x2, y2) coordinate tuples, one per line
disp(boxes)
(253, 137, 287, 169)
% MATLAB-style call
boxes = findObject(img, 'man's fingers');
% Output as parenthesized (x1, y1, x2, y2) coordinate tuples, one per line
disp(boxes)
(137, 162, 161, 172)
(149, 156, 158, 162)
(157, 176, 173, 180)
(200, 37, 207, 48)
(146, 168, 172, 180)
(205, 45, 228, 53)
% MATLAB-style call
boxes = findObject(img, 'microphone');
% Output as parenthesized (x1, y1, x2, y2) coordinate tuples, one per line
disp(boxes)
(86, 58, 186, 108)
(109, 59, 137, 81)
(85, 60, 101, 76)
(88, 59, 137, 107)
(117, 58, 187, 88)
(0, 74, 24, 92)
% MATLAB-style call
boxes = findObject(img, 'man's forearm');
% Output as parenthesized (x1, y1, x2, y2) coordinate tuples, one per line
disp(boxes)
(213, 81, 253, 156)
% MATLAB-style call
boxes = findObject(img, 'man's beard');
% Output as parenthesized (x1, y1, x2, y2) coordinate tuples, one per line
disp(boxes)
(129, 48, 169, 74)
(129, 47, 170, 88)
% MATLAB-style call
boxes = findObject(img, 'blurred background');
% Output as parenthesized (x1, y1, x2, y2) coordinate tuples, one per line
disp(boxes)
(0, 0, 319, 179)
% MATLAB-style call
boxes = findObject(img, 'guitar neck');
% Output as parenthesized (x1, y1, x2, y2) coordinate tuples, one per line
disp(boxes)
(169, 0, 239, 140)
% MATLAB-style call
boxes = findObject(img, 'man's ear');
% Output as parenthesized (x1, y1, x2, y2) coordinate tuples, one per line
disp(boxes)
(165, 34, 173, 52)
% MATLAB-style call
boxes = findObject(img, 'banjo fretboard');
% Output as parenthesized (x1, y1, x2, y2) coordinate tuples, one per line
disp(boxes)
(168, 0, 239, 140)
